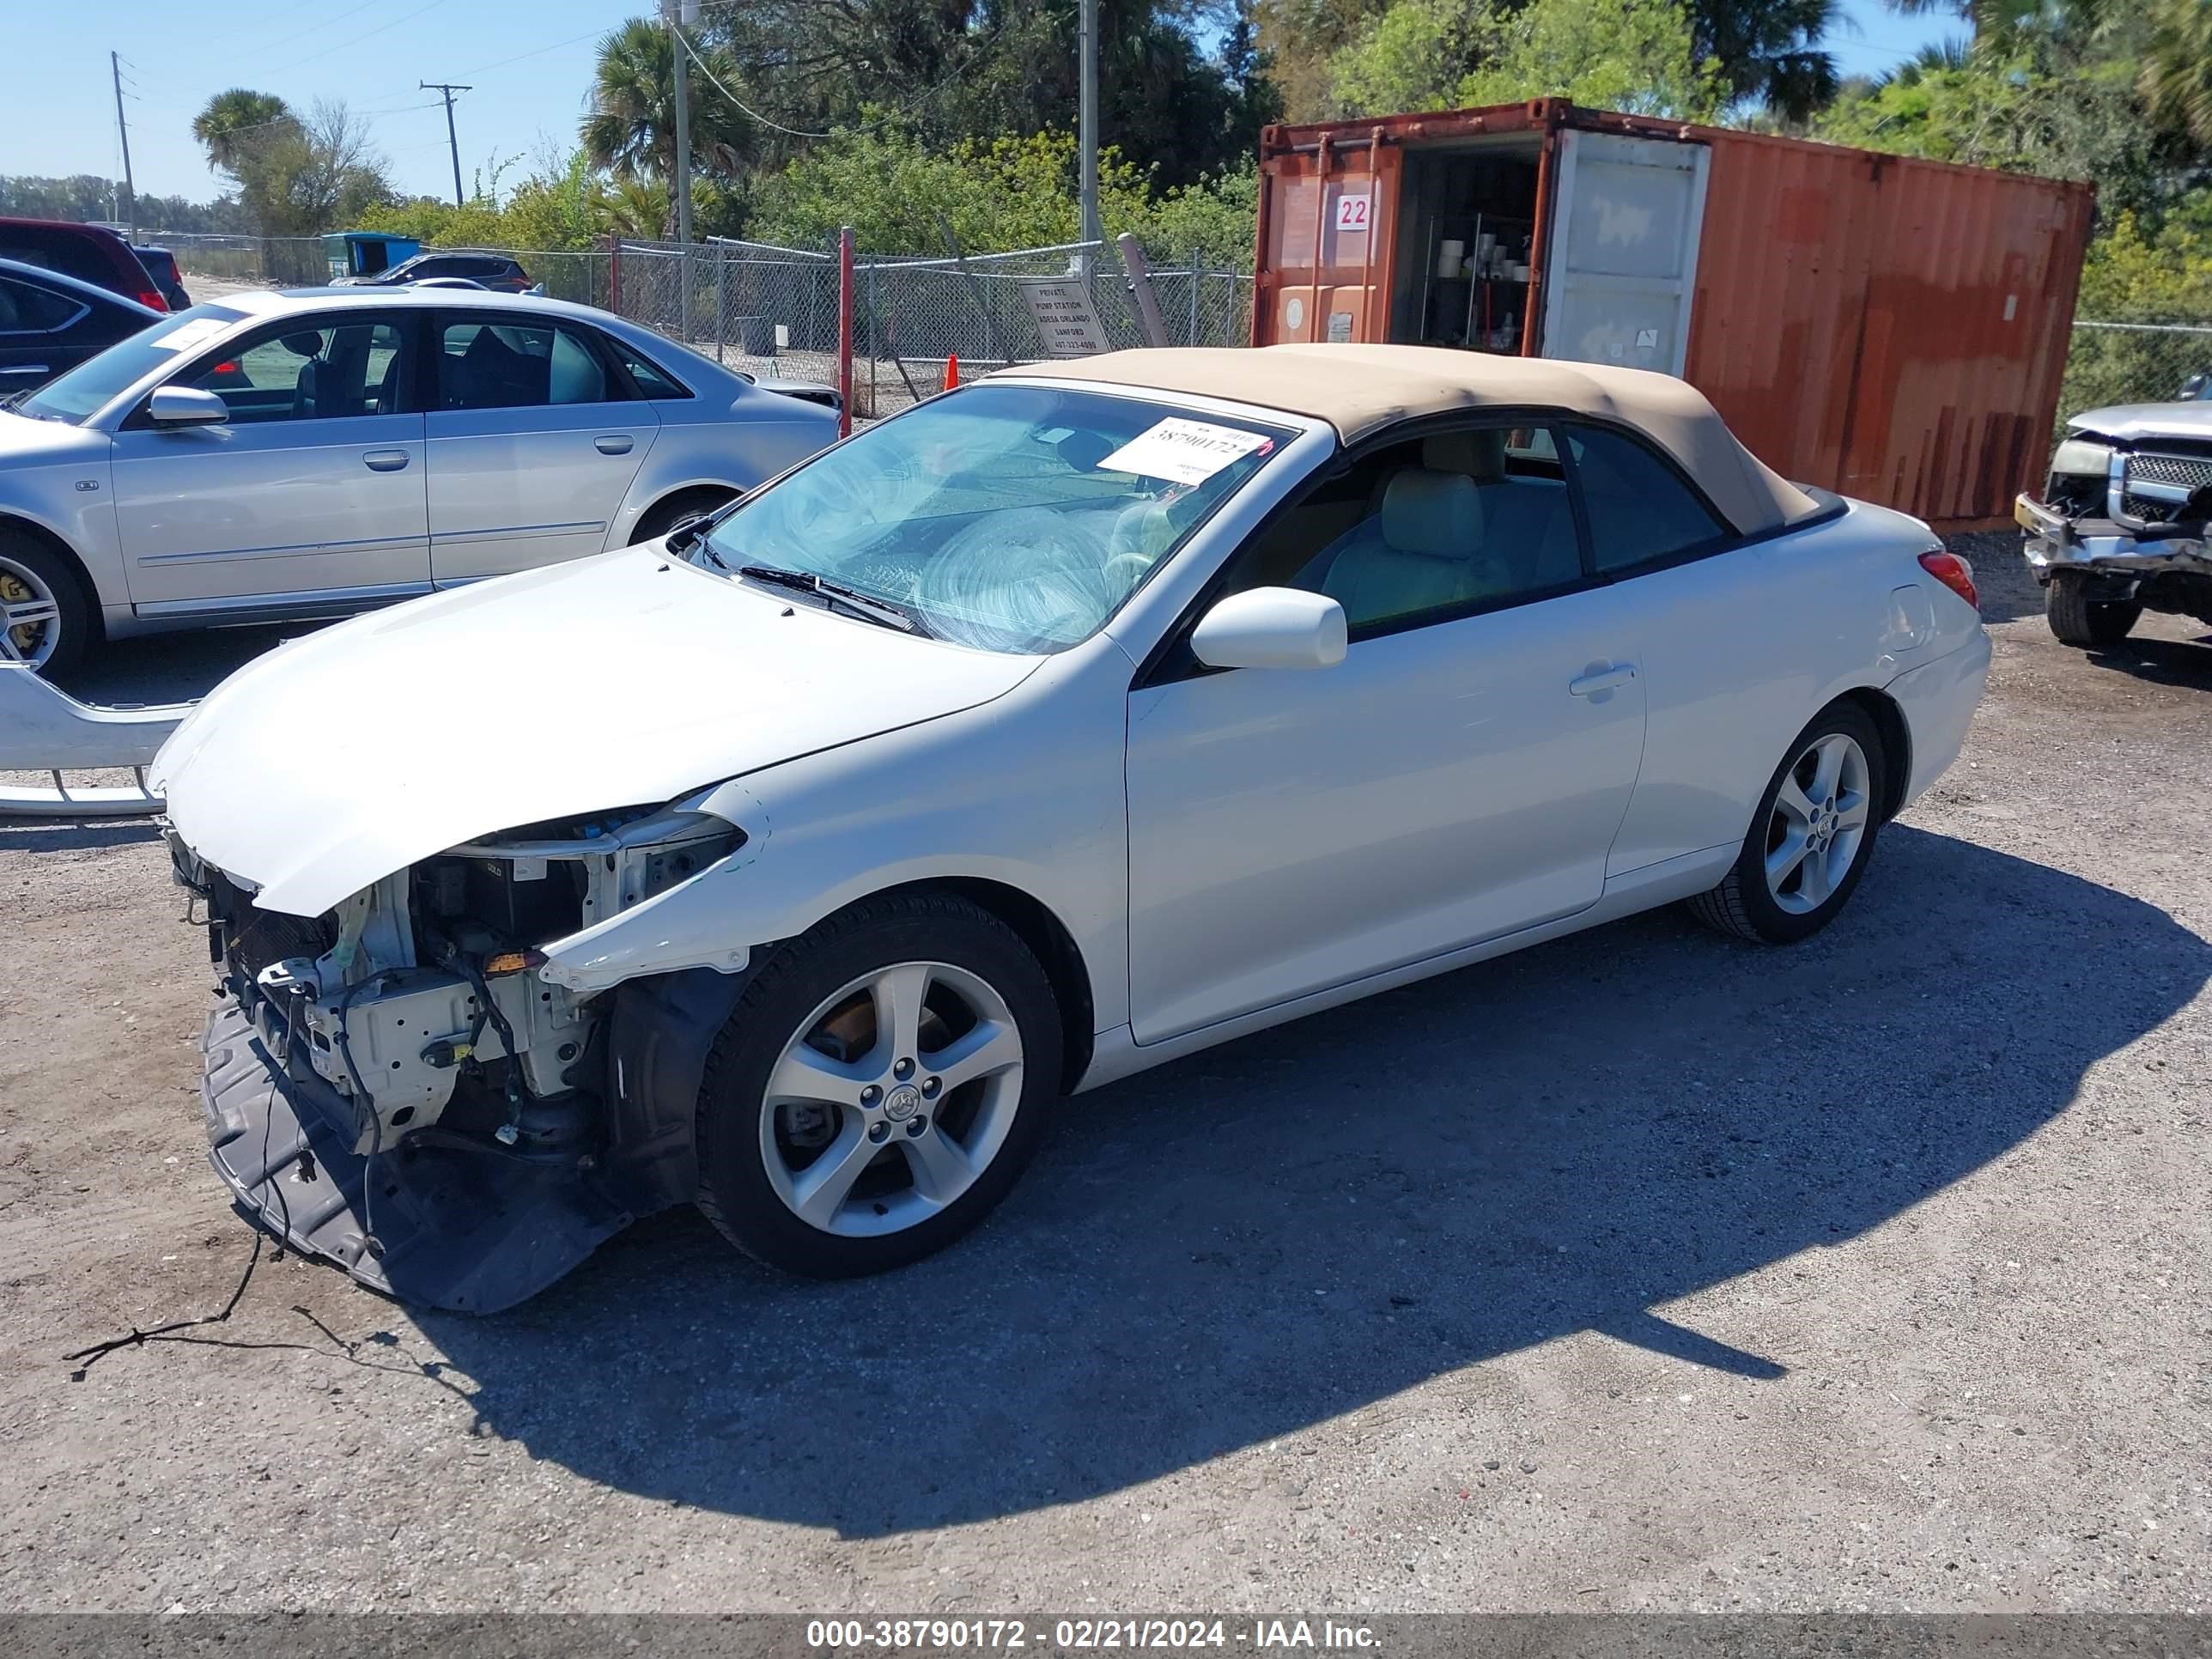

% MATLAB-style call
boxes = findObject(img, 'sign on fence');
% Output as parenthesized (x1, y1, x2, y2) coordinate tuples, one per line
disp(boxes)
(1019, 279, 1112, 358)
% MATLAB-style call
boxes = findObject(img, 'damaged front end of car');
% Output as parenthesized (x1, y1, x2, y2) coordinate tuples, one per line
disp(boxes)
(2017, 425, 2212, 621)
(171, 804, 756, 1313)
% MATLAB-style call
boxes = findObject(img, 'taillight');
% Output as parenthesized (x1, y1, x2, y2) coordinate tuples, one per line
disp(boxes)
(137, 289, 167, 312)
(1919, 549, 1978, 609)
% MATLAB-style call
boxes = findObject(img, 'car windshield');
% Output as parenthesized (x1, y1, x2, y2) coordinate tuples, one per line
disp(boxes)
(700, 382, 1292, 653)
(13, 303, 245, 423)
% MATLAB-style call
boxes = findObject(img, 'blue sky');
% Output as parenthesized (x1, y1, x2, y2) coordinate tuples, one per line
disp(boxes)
(10, 1, 1966, 210)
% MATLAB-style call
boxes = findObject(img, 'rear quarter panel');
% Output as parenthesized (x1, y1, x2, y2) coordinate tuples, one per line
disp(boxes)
(605, 398, 836, 549)
(1605, 499, 1972, 877)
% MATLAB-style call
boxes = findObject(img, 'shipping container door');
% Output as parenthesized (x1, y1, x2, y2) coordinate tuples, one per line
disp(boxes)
(1539, 131, 1709, 376)
(1254, 143, 1400, 346)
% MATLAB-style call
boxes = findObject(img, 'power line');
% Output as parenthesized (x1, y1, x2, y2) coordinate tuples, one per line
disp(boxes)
(239, 1, 382, 64)
(265, 0, 453, 77)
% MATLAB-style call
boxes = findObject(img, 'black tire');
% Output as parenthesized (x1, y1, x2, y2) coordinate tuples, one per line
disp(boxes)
(632, 486, 738, 547)
(1687, 700, 1887, 945)
(2045, 574, 2140, 649)
(0, 531, 95, 677)
(695, 891, 1063, 1278)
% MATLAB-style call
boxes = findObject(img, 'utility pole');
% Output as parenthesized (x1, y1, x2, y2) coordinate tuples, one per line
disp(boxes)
(110, 52, 137, 240)
(1078, 0, 1100, 266)
(664, 0, 696, 246)
(421, 82, 471, 206)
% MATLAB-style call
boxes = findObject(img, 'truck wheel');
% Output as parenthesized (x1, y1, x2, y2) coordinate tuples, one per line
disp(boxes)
(1688, 702, 1887, 946)
(695, 892, 1062, 1278)
(2046, 575, 2140, 649)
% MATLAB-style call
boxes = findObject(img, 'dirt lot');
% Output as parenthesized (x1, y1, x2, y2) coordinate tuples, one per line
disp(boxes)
(2, 544, 2207, 1613)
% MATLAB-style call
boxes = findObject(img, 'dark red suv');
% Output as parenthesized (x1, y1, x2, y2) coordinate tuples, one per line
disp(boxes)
(0, 218, 168, 313)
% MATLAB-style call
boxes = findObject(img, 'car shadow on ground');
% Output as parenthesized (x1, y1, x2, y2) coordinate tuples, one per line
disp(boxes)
(408, 826, 2208, 1536)
(52, 623, 313, 708)
(2085, 634, 2212, 690)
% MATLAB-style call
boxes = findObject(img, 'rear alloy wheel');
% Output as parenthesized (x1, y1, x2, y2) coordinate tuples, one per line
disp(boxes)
(2045, 574, 2140, 649)
(1689, 702, 1887, 945)
(696, 893, 1061, 1277)
(0, 537, 89, 676)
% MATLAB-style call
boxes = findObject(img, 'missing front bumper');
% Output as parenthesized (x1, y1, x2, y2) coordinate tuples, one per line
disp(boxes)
(2016, 492, 2212, 584)
(199, 996, 633, 1313)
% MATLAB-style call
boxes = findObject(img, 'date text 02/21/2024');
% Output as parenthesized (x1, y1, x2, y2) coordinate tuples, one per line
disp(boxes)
(805, 1619, 1381, 1651)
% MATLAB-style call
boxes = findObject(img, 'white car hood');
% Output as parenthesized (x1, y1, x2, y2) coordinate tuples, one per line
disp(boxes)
(155, 547, 1042, 916)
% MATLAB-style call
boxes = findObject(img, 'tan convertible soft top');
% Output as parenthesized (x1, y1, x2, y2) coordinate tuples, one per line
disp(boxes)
(1002, 343, 1819, 537)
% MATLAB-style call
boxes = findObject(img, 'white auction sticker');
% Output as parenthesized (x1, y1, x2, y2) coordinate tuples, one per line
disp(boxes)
(1097, 417, 1271, 486)
(149, 317, 234, 354)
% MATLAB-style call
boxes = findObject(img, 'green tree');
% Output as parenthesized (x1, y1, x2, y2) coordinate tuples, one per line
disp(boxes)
(702, 0, 1274, 190)
(1328, 0, 1725, 121)
(2141, 0, 2212, 153)
(1266, 0, 1832, 123)
(191, 91, 392, 236)
(191, 88, 295, 176)
(580, 15, 757, 231)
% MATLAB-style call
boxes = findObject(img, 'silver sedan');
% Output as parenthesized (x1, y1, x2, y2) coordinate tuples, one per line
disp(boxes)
(0, 287, 837, 672)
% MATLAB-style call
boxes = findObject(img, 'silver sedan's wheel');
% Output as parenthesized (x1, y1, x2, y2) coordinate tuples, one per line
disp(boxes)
(759, 961, 1026, 1237)
(1763, 732, 1873, 915)
(0, 552, 64, 670)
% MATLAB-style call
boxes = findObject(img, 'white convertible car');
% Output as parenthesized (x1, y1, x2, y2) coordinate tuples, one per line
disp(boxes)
(156, 344, 1989, 1310)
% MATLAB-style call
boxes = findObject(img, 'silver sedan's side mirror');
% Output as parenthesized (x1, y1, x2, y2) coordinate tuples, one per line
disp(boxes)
(1191, 586, 1348, 672)
(147, 386, 229, 426)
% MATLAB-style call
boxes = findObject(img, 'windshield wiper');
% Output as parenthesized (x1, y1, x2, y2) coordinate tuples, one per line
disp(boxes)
(734, 563, 931, 636)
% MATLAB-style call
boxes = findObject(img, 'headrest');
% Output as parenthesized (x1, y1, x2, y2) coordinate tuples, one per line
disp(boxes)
(1381, 468, 1481, 557)
(1422, 429, 1506, 483)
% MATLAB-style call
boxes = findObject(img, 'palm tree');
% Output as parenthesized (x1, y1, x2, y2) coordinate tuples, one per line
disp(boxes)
(1872, 33, 1975, 88)
(2141, 0, 2212, 149)
(580, 19, 754, 186)
(191, 88, 296, 176)
(586, 173, 671, 237)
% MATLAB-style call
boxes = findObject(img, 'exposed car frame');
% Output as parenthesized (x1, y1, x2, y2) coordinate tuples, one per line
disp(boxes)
(2016, 400, 2212, 649)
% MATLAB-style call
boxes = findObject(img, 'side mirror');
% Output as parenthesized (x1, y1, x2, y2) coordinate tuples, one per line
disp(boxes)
(1190, 586, 1347, 672)
(147, 386, 229, 427)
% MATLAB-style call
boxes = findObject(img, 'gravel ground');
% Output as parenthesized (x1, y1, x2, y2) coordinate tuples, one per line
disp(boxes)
(2, 540, 2207, 1613)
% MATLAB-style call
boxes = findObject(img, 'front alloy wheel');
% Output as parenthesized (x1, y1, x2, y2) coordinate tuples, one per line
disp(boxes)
(0, 547, 73, 672)
(759, 961, 1025, 1237)
(696, 892, 1062, 1276)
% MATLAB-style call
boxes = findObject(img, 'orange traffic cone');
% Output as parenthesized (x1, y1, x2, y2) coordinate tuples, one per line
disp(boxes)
(944, 353, 959, 392)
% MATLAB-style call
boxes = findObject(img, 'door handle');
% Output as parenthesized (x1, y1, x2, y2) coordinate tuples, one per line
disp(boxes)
(594, 434, 634, 455)
(1569, 663, 1637, 697)
(0, 365, 49, 378)
(362, 449, 410, 472)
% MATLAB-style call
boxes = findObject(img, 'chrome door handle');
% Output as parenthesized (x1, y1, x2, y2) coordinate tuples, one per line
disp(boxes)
(0, 365, 49, 378)
(1569, 664, 1637, 697)
(594, 434, 634, 455)
(362, 449, 410, 472)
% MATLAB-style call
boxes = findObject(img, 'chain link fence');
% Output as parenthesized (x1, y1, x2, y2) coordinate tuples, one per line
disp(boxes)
(152, 232, 612, 306)
(152, 231, 327, 288)
(609, 236, 1254, 419)
(2059, 321, 2211, 423)
(141, 229, 2211, 449)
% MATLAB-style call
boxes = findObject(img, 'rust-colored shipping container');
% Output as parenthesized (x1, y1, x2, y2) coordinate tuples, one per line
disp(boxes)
(1251, 99, 2095, 528)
